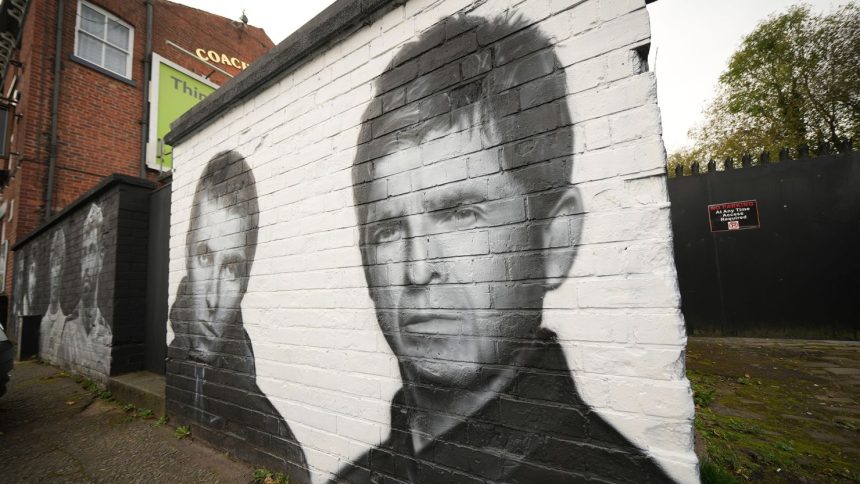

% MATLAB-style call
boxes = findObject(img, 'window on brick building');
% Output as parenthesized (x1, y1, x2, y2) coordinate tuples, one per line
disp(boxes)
(74, 1, 134, 79)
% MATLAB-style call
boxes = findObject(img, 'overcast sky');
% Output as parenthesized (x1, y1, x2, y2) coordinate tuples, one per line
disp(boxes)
(173, 0, 855, 154)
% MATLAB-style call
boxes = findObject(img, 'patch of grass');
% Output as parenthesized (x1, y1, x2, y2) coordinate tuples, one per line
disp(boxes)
(153, 415, 169, 427)
(122, 403, 136, 413)
(253, 468, 289, 484)
(688, 341, 860, 483)
(700, 460, 739, 484)
(723, 417, 761, 435)
(774, 440, 794, 452)
(688, 370, 719, 408)
(175, 425, 191, 439)
(693, 384, 716, 408)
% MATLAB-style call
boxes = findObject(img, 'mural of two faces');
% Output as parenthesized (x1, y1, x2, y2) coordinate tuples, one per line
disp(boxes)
(168, 7, 693, 484)
(15, 203, 112, 376)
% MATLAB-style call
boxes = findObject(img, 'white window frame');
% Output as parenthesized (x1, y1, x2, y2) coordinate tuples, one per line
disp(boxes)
(74, 0, 134, 79)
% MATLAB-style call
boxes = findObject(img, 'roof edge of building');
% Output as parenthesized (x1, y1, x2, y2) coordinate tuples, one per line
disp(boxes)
(164, 0, 397, 147)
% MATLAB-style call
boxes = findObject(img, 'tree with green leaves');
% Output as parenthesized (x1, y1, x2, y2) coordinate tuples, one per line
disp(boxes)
(668, 3, 860, 175)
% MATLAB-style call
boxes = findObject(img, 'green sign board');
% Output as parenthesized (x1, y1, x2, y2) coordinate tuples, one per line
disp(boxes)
(148, 54, 217, 170)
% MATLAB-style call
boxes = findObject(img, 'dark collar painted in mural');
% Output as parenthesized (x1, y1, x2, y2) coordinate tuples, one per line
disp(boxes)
(332, 330, 674, 483)
(167, 277, 310, 482)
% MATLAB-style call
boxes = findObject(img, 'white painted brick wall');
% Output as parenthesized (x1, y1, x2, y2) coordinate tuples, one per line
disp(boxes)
(168, 0, 698, 482)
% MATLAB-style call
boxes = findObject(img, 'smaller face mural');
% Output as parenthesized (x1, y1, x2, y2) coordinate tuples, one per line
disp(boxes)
(167, 151, 309, 482)
(186, 196, 249, 348)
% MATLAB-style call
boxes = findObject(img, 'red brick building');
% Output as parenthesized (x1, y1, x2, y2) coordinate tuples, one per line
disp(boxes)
(0, 0, 274, 315)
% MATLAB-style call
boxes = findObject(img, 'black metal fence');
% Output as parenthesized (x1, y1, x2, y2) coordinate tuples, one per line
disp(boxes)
(668, 147, 860, 339)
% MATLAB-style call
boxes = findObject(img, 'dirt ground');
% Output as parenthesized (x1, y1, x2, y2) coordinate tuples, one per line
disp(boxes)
(687, 337, 860, 483)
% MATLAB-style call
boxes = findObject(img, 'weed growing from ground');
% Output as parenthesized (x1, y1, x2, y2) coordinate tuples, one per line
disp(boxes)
(136, 408, 154, 419)
(253, 468, 289, 484)
(175, 425, 191, 439)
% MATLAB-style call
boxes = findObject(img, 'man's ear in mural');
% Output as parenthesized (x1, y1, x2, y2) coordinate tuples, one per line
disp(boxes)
(541, 186, 582, 290)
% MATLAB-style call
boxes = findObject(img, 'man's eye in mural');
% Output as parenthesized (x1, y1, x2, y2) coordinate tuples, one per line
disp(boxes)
(195, 244, 213, 266)
(221, 260, 239, 281)
(438, 205, 485, 229)
(369, 222, 401, 244)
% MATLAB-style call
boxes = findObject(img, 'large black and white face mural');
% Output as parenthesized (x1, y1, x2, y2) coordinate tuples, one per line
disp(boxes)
(331, 15, 672, 483)
(168, 4, 695, 484)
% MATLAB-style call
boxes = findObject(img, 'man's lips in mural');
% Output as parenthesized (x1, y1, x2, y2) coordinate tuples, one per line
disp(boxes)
(401, 313, 461, 334)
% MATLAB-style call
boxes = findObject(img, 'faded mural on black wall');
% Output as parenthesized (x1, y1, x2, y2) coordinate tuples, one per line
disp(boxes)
(13, 201, 114, 376)
(167, 12, 682, 484)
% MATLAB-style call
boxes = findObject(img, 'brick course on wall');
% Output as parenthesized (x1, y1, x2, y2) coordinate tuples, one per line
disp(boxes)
(167, 0, 697, 482)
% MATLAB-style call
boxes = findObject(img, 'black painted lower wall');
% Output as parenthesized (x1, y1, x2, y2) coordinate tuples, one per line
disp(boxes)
(11, 175, 156, 380)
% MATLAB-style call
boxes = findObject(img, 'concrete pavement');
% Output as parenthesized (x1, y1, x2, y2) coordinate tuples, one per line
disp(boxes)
(0, 360, 253, 483)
